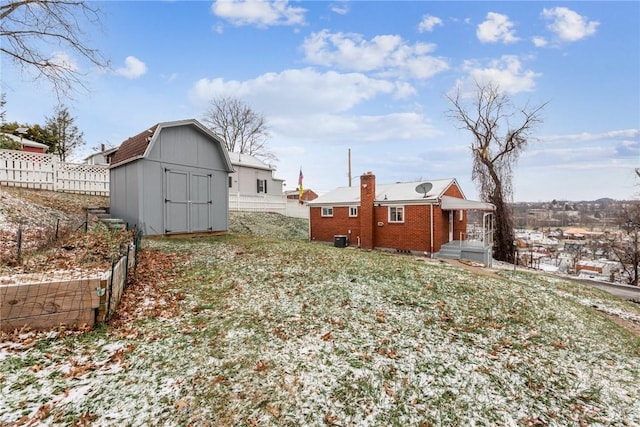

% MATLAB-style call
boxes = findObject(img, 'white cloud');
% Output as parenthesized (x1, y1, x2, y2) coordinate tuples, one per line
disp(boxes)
(211, 0, 306, 27)
(542, 129, 639, 143)
(455, 55, 540, 95)
(50, 51, 78, 72)
(162, 73, 178, 83)
(115, 56, 147, 79)
(476, 12, 519, 44)
(532, 36, 547, 47)
(189, 67, 406, 115)
(542, 7, 599, 42)
(418, 15, 443, 33)
(271, 112, 442, 143)
(301, 30, 449, 79)
(330, 1, 349, 15)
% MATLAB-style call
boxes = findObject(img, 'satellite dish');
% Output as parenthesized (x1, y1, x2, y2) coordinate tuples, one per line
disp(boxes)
(415, 182, 433, 198)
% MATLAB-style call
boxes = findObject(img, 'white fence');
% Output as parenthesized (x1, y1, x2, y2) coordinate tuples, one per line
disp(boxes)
(229, 193, 309, 219)
(0, 149, 109, 195)
(0, 149, 309, 218)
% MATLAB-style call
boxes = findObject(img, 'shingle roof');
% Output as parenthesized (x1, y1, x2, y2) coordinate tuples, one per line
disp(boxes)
(308, 178, 461, 206)
(110, 124, 158, 166)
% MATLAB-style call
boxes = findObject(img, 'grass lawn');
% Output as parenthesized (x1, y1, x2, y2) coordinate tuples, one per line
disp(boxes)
(1, 213, 639, 426)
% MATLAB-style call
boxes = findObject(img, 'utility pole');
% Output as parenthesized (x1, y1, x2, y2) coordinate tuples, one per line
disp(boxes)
(348, 148, 352, 187)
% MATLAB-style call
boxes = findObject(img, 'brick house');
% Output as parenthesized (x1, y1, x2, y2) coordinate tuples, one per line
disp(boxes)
(1, 133, 49, 153)
(308, 172, 495, 266)
(285, 188, 318, 202)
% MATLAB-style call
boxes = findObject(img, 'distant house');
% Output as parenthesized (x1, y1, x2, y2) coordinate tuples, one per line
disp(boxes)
(227, 152, 289, 213)
(1, 133, 49, 153)
(84, 144, 118, 165)
(109, 119, 233, 236)
(308, 171, 495, 266)
(228, 152, 284, 196)
(285, 188, 318, 202)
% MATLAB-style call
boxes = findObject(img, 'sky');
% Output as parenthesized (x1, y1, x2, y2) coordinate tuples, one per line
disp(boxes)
(2, 1, 639, 202)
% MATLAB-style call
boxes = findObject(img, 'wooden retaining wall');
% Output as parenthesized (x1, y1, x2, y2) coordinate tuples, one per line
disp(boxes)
(0, 244, 135, 332)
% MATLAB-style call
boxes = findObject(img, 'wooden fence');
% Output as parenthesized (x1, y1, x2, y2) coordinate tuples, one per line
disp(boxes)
(0, 149, 109, 195)
(0, 243, 136, 331)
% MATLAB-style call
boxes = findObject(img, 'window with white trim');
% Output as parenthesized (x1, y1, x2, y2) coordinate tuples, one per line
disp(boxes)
(388, 206, 404, 223)
(349, 206, 358, 217)
(321, 207, 334, 217)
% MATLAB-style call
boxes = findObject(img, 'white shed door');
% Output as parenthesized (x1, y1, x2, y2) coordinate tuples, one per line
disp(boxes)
(164, 169, 212, 233)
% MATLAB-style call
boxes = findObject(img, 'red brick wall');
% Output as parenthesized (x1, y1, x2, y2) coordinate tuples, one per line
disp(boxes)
(310, 206, 360, 245)
(372, 205, 430, 252)
(359, 173, 376, 249)
(309, 177, 469, 255)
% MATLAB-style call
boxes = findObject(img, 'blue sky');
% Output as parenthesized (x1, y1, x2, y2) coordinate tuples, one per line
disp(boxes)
(3, 1, 639, 202)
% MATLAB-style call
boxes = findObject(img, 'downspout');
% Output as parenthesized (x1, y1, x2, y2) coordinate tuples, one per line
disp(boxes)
(430, 203, 434, 257)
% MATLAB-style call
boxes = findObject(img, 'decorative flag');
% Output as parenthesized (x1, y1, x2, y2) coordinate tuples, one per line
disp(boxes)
(298, 168, 304, 200)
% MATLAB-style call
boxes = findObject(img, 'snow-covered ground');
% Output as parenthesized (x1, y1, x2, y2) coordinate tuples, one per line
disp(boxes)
(1, 236, 639, 426)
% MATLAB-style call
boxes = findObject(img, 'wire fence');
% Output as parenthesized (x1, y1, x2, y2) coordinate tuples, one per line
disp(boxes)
(0, 213, 86, 267)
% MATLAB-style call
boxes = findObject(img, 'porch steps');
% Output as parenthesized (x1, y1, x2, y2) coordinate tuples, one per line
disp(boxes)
(435, 242, 462, 260)
(85, 207, 127, 231)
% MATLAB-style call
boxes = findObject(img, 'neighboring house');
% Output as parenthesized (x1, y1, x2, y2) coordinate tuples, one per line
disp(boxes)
(228, 152, 284, 196)
(84, 144, 118, 165)
(1, 133, 49, 153)
(109, 119, 233, 236)
(285, 188, 319, 202)
(308, 171, 495, 266)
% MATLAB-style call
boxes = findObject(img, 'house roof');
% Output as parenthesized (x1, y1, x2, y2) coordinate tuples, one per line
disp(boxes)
(110, 119, 233, 171)
(228, 152, 273, 171)
(228, 152, 285, 182)
(2, 133, 49, 151)
(83, 147, 119, 161)
(308, 178, 465, 206)
(440, 195, 495, 211)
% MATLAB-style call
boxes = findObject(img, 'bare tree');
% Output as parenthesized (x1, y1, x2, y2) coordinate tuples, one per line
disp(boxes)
(45, 104, 84, 161)
(447, 82, 547, 262)
(609, 203, 640, 286)
(202, 97, 277, 163)
(0, 0, 108, 95)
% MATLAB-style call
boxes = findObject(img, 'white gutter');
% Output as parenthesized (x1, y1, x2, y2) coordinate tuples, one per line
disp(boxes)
(430, 203, 434, 257)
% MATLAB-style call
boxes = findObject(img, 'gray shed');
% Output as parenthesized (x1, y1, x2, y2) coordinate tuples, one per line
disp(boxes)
(109, 119, 233, 236)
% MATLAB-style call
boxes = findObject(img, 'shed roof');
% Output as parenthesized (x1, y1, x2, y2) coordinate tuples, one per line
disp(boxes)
(308, 178, 464, 206)
(110, 119, 232, 171)
(110, 124, 158, 166)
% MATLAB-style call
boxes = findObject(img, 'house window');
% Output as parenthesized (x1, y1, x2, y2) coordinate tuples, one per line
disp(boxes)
(257, 179, 267, 193)
(321, 207, 334, 217)
(349, 207, 358, 217)
(389, 206, 404, 223)
(229, 176, 233, 188)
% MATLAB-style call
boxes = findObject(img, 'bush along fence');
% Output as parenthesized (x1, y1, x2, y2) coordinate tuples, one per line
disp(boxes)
(0, 149, 109, 196)
(0, 227, 143, 332)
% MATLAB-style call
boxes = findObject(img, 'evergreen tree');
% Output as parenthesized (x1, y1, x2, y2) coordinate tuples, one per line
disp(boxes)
(45, 105, 84, 161)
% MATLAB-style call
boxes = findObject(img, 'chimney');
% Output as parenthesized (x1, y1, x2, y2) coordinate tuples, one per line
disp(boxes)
(101, 143, 105, 152)
(359, 172, 376, 249)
